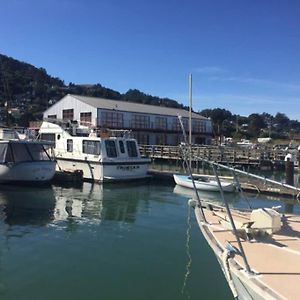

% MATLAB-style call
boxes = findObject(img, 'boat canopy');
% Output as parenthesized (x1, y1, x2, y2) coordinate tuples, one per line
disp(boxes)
(0, 141, 51, 163)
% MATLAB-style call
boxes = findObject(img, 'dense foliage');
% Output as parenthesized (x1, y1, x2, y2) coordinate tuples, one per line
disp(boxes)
(199, 108, 300, 140)
(0, 54, 187, 126)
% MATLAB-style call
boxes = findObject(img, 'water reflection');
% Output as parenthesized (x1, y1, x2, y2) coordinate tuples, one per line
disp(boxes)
(0, 182, 145, 228)
(173, 183, 300, 214)
(0, 186, 56, 226)
(173, 184, 241, 205)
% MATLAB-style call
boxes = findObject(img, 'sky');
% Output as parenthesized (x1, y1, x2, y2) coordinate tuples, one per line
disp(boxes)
(0, 0, 300, 120)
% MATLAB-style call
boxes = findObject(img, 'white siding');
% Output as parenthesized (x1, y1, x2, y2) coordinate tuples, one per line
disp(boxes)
(43, 95, 97, 125)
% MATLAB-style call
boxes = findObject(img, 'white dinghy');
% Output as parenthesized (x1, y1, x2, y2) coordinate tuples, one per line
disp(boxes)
(173, 174, 236, 192)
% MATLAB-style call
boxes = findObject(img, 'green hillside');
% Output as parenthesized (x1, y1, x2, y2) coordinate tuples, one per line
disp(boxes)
(0, 54, 186, 126)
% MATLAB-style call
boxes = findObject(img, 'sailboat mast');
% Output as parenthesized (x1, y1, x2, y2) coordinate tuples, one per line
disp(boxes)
(189, 74, 192, 146)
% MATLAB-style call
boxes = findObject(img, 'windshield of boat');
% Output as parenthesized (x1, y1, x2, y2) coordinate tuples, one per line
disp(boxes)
(0, 142, 50, 163)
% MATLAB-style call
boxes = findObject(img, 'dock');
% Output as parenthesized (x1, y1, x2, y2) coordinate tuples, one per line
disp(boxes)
(140, 145, 299, 170)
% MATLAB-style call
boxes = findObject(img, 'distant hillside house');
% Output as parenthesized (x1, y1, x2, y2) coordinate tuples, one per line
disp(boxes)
(43, 94, 212, 145)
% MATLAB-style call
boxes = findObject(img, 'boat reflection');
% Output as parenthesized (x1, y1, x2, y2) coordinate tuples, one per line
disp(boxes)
(0, 185, 56, 226)
(173, 184, 241, 205)
(0, 182, 143, 228)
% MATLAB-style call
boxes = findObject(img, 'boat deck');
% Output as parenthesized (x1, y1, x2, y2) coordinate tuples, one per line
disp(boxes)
(195, 206, 300, 300)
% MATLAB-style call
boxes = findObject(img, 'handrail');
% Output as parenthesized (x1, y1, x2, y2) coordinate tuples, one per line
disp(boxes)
(197, 156, 300, 193)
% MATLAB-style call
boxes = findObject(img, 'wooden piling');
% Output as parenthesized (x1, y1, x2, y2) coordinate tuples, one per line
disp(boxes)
(285, 157, 294, 186)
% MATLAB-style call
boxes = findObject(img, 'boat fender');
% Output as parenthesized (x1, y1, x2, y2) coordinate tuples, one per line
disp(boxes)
(188, 199, 197, 208)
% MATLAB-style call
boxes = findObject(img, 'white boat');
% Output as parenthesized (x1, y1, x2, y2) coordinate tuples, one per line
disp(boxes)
(38, 120, 151, 182)
(191, 201, 300, 300)
(0, 128, 56, 184)
(173, 174, 236, 192)
(188, 160, 300, 300)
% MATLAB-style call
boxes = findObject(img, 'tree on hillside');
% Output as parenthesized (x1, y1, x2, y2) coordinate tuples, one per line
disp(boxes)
(274, 112, 289, 129)
(199, 108, 232, 136)
(248, 113, 266, 137)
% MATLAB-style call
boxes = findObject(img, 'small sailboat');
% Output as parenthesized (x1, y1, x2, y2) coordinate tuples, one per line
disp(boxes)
(173, 174, 236, 192)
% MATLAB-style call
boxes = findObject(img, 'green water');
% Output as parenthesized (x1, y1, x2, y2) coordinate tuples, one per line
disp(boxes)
(0, 181, 298, 300)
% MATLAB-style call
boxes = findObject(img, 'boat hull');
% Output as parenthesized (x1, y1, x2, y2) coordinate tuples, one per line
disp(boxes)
(173, 174, 236, 192)
(0, 161, 56, 184)
(56, 158, 150, 182)
(194, 205, 286, 300)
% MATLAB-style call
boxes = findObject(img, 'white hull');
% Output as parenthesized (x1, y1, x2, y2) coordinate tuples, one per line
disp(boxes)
(56, 158, 150, 182)
(173, 174, 236, 192)
(0, 161, 56, 183)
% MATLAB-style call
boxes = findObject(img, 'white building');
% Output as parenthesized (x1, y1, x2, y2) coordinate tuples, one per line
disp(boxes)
(43, 94, 212, 145)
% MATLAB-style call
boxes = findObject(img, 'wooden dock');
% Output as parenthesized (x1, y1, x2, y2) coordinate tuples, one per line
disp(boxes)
(140, 145, 296, 170)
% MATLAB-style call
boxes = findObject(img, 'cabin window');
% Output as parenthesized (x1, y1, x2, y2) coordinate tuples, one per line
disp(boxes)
(27, 144, 50, 161)
(119, 140, 125, 154)
(11, 143, 32, 162)
(82, 140, 101, 155)
(126, 141, 138, 157)
(62, 109, 74, 121)
(47, 114, 57, 119)
(40, 133, 56, 148)
(0, 143, 10, 163)
(67, 139, 73, 152)
(105, 140, 117, 157)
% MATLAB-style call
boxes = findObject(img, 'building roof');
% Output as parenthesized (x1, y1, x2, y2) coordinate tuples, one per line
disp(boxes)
(68, 94, 209, 120)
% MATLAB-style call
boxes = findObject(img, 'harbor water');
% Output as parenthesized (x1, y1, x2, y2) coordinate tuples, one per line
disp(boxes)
(0, 179, 299, 300)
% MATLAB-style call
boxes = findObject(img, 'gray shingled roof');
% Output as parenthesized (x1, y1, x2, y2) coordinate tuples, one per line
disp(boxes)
(70, 94, 208, 120)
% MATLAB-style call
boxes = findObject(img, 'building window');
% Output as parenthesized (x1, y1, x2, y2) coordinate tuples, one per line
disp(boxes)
(155, 134, 166, 145)
(80, 112, 92, 125)
(126, 141, 138, 157)
(131, 114, 150, 129)
(193, 120, 206, 133)
(155, 116, 167, 130)
(47, 114, 57, 119)
(62, 109, 74, 121)
(105, 140, 117, 157)
(67, 139, 73, 152)
(100, 111, 124, 128)
(133, 132, 149, 145)
(172, 117, 188, 131)
(82, 140, 101, 155)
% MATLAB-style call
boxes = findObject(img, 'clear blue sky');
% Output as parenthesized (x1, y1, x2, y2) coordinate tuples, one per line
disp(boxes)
(1, 0, 300, 120)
